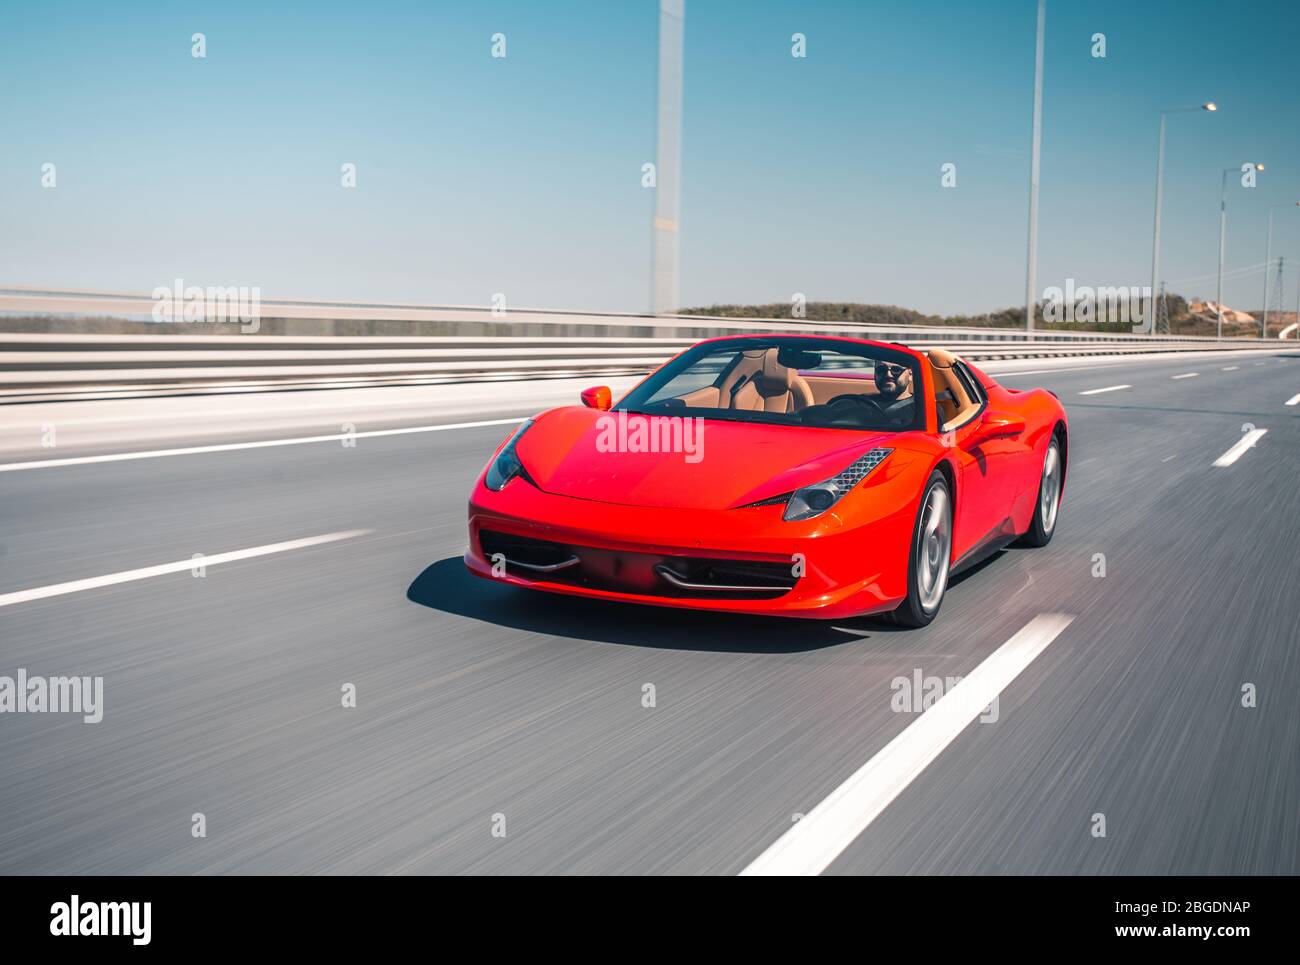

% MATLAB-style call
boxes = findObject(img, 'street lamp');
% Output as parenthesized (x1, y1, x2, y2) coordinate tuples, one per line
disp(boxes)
(1149, 103, 1216, 335)
(1216, 162, 1264, 338)
(1262, 201, 1300, 338)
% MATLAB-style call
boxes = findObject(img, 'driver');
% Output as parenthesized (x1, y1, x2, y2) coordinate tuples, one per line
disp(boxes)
(873, 360, 914, 420)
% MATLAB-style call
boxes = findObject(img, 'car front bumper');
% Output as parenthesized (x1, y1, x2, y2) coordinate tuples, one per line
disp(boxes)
(464, 478, 914, 620)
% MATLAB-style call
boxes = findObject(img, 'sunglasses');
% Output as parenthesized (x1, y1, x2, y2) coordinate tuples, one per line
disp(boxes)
(875, 363, 907, 378)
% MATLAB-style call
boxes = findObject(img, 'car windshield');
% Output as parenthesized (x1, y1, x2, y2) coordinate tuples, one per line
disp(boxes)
(617, 338, 924, 431)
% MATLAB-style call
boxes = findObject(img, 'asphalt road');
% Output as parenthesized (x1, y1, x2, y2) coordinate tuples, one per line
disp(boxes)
(1, 349, 1297, 874)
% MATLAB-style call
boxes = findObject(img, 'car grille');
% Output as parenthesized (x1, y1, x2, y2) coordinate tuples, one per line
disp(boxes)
(478, 529, 796, 599)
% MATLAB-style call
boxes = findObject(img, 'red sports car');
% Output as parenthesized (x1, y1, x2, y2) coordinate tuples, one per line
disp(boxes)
(465, 335, 1066, 625)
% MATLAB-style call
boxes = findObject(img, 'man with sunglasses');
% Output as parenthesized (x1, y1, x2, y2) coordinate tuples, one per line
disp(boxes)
(872, 359, 915, 423)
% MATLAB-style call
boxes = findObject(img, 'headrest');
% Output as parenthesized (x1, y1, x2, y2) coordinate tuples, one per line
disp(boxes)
(926, 348, 958, 369)
(756, 347, 794, 391)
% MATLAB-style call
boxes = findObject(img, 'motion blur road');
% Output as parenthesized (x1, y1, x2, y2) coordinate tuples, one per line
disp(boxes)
(2, 349, 1297, 874)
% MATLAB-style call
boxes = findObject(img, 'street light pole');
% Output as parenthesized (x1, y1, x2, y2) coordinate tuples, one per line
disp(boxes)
(1149, 114, 1167, 335)
(1149, 103, 1216, 335)
(1263, 208, 1274, 338)
(1024, 0, 1045, 331)
(1216, 163, 1263, 338)
(651, 0, 685, 318)
(1217, 168, 1229, 337)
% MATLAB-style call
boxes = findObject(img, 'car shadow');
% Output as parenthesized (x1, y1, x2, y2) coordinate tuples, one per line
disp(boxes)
(948, 547, 1009, 588)
(406, 557, 904, 653)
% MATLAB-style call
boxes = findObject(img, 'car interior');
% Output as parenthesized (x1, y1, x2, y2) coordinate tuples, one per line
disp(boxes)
(664, 348, 915, 413)
(635, 343, 988, 433)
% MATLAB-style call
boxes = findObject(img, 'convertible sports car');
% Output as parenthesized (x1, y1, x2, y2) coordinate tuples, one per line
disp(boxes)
(465, 335, 1066, 625)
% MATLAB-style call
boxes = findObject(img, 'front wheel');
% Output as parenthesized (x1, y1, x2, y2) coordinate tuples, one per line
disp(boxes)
(1018, 433, 1063, 548)
(890, 470, 952, 628)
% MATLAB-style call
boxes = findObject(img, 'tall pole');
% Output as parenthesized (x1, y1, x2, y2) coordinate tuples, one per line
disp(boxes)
(1215, 163, 1262, 337)
(1262, 207, 1274, 338)
(1279, 256, 1286, 330)
(1216, 168, 1229, 338)
(651, 0, 685, 318)
(1148, 113, 1167, 336)
(1024, 0, 1045, 331)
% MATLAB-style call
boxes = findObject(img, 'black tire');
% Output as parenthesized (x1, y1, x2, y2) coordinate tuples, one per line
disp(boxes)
(890, 470, 952, 628)
(1018, 432, 1063, 548)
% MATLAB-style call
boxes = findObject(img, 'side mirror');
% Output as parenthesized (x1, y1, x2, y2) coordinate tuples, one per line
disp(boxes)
(580, 386, 612, 411)
(969, 410, 1025, 444)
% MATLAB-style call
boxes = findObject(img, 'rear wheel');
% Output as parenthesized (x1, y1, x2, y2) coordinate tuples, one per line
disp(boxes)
(1018, 433, 1063, 548)
(890, 471, 952, 628)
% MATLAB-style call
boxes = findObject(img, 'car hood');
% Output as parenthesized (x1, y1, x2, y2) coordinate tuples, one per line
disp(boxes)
(514, 407, 898, 510)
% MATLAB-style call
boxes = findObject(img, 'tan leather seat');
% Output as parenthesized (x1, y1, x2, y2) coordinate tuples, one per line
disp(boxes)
(718, 349, 765, 400)
(925, 349, 980, 430)
(720, 348, 814, 413)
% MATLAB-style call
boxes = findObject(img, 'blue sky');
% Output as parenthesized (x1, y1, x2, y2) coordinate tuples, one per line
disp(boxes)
(2, 0, 1298, 314)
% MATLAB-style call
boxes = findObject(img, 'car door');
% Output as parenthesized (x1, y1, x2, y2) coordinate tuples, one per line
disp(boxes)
(951, 362, 1036, 549)
(938, 361, 1011, 560)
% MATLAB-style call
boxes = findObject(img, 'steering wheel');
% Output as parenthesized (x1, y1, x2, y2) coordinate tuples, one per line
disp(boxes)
(827, 393, 887, 416)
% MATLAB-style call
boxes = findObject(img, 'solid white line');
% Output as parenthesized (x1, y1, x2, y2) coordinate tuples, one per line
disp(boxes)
(1078, 384, 1130, 396)
(1171, 372, 1199, 380)
(1161, 454, 1178, 462)
(1213, 429, 1268, 468)
(1222, 366, 1239, 371)
(0, 530, 370, 608)
(0, 418, 525, 472)
(1286, 393, 1300, 406)
(739, 613, 1076, 876)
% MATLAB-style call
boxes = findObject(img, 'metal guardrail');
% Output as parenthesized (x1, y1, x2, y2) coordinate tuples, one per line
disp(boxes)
(0, 288, 1288, 401)
(0, 285, 1274, 341)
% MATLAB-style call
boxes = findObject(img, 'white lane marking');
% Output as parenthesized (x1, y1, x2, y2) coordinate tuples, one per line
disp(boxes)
(1171, 372, 1199, 380)
(1222, 366, 1239, 371)
(989, 349, 1300, 380)
(0, 530, 370, 608)
(1213, 429, 1268, 468)
(1078, 384, 1130, 396)
(739, 613, 1075, 877)
(1161, 454, 1177, 462)
(0, 418, 525, 473)
(1286, 393, 1300, 406)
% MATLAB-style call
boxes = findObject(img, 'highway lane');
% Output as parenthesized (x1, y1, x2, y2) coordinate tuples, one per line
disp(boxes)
(0, 350, 1296, 873)
(826, 355, 1300, 874)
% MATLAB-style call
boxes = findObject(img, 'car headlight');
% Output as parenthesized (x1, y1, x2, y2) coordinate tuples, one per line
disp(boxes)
(484, 420, 534, 491)
(782, 448, 892, 521)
